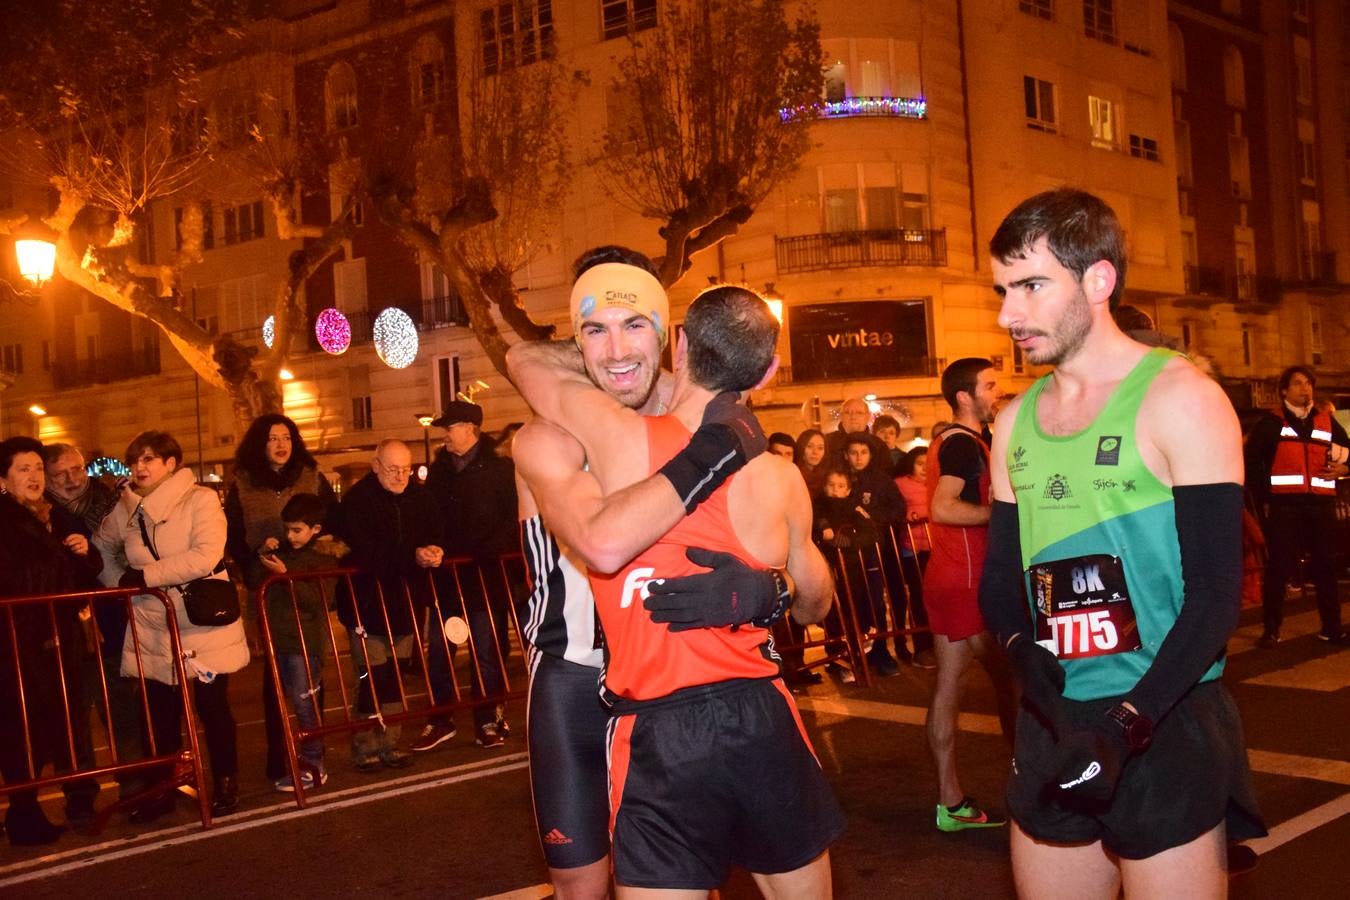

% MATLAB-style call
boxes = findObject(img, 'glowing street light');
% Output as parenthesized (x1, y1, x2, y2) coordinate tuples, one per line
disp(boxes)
(278, 368, 295, 381)
(761, 282, 785, 324)
(416, 413, 434, 467)
(15, 239, 56, 287)
(28, 404, 47, 416)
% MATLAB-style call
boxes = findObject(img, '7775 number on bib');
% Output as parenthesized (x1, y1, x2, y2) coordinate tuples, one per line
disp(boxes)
(1029, 554, 1142, 660)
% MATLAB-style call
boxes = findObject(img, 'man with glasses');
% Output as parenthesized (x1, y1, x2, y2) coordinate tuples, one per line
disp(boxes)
(43, 443, 118, 533)
(330, 439, 444, 770)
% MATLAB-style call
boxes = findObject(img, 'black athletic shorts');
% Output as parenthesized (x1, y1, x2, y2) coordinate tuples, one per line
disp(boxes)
(527, 654, 611, 869)
(1007, 679, 1267, 859)
(606, 677, 847, 890)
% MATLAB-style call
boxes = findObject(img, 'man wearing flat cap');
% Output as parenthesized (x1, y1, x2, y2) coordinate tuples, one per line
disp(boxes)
(420, 399, 520, 748)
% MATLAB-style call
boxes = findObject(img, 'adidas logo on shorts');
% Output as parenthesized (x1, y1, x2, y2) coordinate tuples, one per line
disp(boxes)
(543, 828, 573, 845)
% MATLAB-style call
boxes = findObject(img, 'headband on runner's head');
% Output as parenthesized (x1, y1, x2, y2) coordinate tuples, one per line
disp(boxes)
(569, 263, 669, 349)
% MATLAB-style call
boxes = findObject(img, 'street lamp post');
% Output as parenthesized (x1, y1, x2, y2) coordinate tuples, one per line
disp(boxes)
(4, 234, 57, 302)
(416, 414, 434, 467)
(28, 404, 46, 439)
(15, 240, 57, 287)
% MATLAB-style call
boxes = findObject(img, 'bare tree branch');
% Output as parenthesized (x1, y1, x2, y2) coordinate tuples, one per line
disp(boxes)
(599, 0, 822, 287)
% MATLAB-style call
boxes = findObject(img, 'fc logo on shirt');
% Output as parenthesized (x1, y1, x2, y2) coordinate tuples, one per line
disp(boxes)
(620, 567, 658, 609)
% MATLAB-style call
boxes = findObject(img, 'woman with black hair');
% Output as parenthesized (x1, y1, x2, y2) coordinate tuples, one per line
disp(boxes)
(794, 428, 829, 499)
(224, 414, 334, 786)
(0, 436, 103, 844)
(225, 414, 334, 576)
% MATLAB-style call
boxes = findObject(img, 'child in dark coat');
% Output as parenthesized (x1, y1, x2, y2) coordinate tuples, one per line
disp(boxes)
(255, 493, 337, 791)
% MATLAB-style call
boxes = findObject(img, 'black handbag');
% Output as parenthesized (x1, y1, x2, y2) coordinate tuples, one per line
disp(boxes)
(137, 512, 240, 627)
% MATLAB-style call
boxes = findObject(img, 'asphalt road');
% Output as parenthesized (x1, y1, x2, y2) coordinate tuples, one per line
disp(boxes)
(2, 598, 1348, 898)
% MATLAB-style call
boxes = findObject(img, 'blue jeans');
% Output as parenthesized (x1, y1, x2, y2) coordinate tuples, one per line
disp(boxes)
(277, 652, 325, 768)
(428, 563, 512, 728)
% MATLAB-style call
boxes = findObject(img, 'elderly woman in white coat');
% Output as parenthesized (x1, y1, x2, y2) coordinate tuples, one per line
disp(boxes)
(94, 430, 249, 821)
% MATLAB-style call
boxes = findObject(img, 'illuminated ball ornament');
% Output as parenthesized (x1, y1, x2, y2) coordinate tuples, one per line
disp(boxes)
(262, 315, 276, 349)
(315, 308, 352, 355)
(373, 307, 418, 369)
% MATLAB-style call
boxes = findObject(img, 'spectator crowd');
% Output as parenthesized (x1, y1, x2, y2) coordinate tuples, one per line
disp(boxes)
(0, 368, 1342, 855)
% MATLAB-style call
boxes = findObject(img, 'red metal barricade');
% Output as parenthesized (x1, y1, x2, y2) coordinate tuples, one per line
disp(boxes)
(771, 557, 872, 686)
(256, 554, 528, 808)
(773, 520, 934, 687)
(0, 587, 212, 831)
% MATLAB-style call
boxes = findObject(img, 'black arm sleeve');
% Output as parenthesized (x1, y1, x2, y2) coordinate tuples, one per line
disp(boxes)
(978, 500, 1031, 647)
(1126, 482, 1244, 723)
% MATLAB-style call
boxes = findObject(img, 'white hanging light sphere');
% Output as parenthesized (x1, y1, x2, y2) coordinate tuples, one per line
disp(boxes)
(373, 306, 418, 369)
(262, 315, 276, 348)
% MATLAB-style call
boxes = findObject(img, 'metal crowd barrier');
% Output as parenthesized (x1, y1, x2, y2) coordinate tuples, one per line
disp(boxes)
(774, 519, 934, 687)
(0, 587, 212, 831)
(256, 554, 528, 808)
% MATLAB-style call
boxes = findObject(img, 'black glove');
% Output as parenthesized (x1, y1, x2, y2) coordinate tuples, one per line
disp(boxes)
(657, 396, 766, 513)
(1006, 634, 1065, 726)
(643, 548, 788, 632)
(118, 568, 147, 590)
(1050, 718, 1130, 804)
(700, 392, 767, 459)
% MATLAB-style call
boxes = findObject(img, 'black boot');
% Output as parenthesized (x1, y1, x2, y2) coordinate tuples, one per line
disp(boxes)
(210, 775, 239, 816)
(127, 790, 178, 825)
(7, 796, 66, 846)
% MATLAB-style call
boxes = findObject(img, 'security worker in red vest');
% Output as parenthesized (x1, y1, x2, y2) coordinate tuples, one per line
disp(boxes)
(1245, 365, 1350, 646)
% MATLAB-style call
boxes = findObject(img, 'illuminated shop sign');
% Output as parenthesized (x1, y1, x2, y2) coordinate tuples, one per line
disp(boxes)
(788, 300, 929, 381)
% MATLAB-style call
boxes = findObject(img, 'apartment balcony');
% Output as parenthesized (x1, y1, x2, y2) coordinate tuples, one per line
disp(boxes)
(778, 95, 927, 124)
(1232, 274, 1281, 305)
(775, 228, 947, 274)
(1299, 251, 1339, 286)
(51, 346, 161, 389)
(1183, 265, 1226, 296)
(343, 295, 469, 345)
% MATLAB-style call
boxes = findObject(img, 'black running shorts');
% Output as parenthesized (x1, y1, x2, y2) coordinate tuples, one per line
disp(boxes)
(527, 654, 611, 869)
(607, 677, 847, 890)
(1007, 680, 1267, 859)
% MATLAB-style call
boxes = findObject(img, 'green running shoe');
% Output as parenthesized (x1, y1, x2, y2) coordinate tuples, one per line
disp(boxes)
(936, 797, 1007, 832)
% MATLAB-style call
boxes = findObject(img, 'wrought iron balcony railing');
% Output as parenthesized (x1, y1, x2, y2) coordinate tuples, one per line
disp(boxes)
(51, 347, 162, 389)
(1300, 251, 1339, 285)
(776, 228, 947, 274)
(340, 295, 469, 347)
(1184, 265, 1225, 296)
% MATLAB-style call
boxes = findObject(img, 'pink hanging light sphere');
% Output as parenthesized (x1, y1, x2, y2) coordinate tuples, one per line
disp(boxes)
(315, 307, 352, 355)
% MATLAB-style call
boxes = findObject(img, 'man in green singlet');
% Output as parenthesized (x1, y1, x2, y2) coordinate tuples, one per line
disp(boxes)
(979, 188, 1265, 898)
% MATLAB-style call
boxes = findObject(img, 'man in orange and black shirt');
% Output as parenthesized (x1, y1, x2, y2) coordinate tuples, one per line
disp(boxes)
(509, 286, 844, 899)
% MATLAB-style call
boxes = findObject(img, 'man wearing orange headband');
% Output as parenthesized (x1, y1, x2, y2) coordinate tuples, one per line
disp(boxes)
(512, 247, 780, 899)
(510, 283, 841, 898)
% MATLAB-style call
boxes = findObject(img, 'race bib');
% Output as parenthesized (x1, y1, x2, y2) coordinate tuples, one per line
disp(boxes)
(1029, 554, 1142, 659)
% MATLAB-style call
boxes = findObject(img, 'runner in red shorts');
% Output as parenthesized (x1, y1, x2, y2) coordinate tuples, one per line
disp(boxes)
(922, 357, 1018, 832)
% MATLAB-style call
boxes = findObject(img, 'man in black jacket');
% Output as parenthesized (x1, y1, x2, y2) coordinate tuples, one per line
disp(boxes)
(420, 400, 520, 749)
(331, 439, 444, 770)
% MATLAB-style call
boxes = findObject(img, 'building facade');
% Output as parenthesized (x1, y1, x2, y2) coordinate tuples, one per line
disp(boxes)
(2, 0, 1347, 480)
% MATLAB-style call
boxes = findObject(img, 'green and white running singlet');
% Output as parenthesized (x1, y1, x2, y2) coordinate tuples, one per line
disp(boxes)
(1007, 347, 1225, 700)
